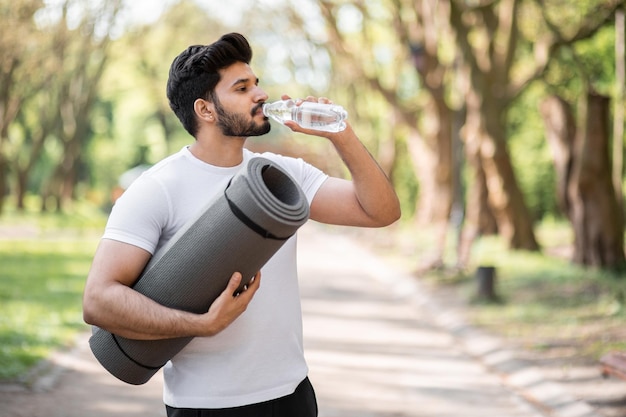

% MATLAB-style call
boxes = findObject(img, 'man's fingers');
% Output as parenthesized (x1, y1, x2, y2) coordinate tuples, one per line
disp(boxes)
(227, 272, 243, 296)
(228, 271, 261, 297)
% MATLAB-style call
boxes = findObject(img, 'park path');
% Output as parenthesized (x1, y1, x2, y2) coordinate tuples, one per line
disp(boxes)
(0, 223, 599, 417)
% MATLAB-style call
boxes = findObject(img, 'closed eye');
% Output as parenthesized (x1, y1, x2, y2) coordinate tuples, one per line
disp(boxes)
(232, 77, 259, 93)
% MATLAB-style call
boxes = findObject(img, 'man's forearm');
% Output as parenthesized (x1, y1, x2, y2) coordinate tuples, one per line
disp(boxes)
(329, 124, 401, 226)
(83, 270, 259, 340)
(84, 284, 208, 340)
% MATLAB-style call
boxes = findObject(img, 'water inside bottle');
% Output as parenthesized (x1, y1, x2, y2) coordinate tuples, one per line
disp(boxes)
(296, 107, 339, 128)
(263, 104, 294, 124)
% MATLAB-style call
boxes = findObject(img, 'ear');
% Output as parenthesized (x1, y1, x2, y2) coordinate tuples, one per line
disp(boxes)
(194, 98, 215, 123)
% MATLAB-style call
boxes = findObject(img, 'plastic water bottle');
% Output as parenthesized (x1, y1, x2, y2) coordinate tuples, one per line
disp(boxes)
(262, 99, 348, 133)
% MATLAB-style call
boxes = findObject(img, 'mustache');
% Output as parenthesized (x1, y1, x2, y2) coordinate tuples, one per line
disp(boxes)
(252, 103, 265, 116)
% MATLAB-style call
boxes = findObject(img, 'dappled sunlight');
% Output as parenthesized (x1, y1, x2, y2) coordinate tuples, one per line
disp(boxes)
(297, 223, 541, 416)
(303, 301, 452, 350)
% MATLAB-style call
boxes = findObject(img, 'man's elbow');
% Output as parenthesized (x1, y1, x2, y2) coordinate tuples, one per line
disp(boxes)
(83, 312, 96, 327)
(380, 208, 401, 227)
(385, 195, 402, 224)
(82, 289, 103, 327)
(82, 299, 97, 326)
(388, 206, 402, 226)
(371, 200, 402, 227)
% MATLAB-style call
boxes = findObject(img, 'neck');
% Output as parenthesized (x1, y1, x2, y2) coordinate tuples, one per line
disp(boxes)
(189, 132, 246, 167)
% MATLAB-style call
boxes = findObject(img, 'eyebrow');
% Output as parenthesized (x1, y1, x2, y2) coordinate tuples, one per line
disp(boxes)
(231, 77, 259, 88)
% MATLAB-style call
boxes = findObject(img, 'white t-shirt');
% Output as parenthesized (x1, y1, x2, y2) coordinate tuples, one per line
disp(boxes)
(102, 146, 328, 408)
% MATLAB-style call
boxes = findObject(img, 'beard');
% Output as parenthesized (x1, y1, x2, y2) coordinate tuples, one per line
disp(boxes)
(214, 100, 271, 137)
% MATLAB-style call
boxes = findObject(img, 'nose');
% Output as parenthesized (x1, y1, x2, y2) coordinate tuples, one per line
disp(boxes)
(254, 85, 269, 103)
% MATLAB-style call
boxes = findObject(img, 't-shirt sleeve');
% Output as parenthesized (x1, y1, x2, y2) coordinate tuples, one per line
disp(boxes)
(264, 153, 328, 204)
(299, 160, 329, 204)
(102, 177, 170, 255)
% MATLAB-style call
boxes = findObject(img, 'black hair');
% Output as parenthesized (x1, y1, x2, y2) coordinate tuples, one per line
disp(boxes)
(166, 33, 253, 137)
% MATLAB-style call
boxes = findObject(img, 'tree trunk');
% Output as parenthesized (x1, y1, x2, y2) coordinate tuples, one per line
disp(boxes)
(458, 124, 498, 268)
(410, 102, 453, 225)
(465, 82, 539, 251)
(448, 0, 547, 252)
(570, 93, 625, 267)
(406, 123, 452, 269)
(407, 5, 456, 267)
(480, 127, 539, 251)
(15, 170, 27, 211)
(614, 6, 625, 213)
(541, 96, 575, 215)
(541, 93, 625, 268)
(0, 153, 8, 214)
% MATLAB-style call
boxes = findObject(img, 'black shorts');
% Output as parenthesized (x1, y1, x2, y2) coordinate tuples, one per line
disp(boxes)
(165, 377, 317, 417)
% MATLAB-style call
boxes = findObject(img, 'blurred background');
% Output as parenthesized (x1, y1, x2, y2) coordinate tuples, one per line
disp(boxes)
(2, 0, 625, 262)
(1, 0, 626, 413)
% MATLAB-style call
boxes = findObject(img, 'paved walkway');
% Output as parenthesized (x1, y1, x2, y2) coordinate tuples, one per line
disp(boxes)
(0, 223, 597, 417)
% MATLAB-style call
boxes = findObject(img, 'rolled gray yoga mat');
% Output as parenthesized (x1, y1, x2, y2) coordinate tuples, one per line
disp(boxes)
(89, 157, 310, 385)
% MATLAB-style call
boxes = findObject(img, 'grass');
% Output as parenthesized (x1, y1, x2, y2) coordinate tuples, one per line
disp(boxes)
(0, 203, 104, 381)
(464, 229, 626, 359)
(347, 219, 626, 362)
(422, 221, 626, 361)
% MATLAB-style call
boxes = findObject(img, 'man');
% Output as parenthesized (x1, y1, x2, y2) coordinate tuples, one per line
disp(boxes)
(83, 32, 400, 417)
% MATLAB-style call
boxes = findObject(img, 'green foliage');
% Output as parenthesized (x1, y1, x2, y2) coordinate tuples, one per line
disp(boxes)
(90, 0, 225, 200)
(574, 25, 617, 95)
(2, 0, 623, 249)
(507, 83, 559, 221)
(392, 137, 419, 220)
(506, 12, 620, 223)
(544, 18, 617, 99)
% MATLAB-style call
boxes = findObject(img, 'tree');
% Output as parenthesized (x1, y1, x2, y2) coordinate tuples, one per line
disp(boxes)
(0, 0, 122, 212)
(449, 0, 624, 253)
(614, 5, 625, 212)
(542, 93, 625, 268)
(115, 0, 230, 157)
(39, 0, 122, 212)
(538, 2, 626, 268)
(449, 0, 540, 251)
(315, 0, 463, 267)
(0, 0, 45, 213)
